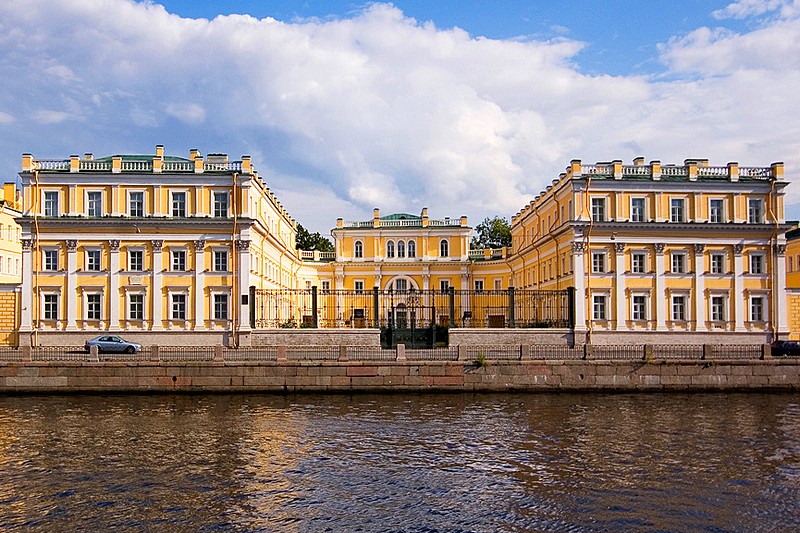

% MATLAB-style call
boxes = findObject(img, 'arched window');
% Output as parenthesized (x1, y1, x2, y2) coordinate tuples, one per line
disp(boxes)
(387, 240, 395, 258)
(354, 240, 363, 258)
(440, 239, 449, 257)
(397, 241, 405, 258)
(407, 240, 416, 258)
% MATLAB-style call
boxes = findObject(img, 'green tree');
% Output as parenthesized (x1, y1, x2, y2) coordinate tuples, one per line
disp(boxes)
(471, 216, 511, 249)
(296, 224, 334, 252)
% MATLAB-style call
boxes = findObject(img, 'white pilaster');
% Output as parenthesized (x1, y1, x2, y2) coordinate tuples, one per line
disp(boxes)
(112, 185, 120, 216)
(109, 240, 120, 329)
(694, 244, 706, 331)
(20, 240, 33, 331)
(572, 242, 587, 332)
(655, 243, 667, 330)
(236, 240, 251, 332)
(775, 243, 789, 335)
(734, 244, 745, 330)
(151, 240, 163, 330)
(194, 240, 205, 330)
(153, 185, 162, 216)
(66, 240, 77, 330)
(614, 243, 627, 331)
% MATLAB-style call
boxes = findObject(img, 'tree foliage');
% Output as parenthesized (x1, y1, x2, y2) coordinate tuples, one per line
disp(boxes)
(296, 224, 334, 252)
(471, 216, 511, 249)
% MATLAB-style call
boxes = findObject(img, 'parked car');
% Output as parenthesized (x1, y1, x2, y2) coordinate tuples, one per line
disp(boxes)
(771, 340, 800, 357)
(85, 335, 141, 354)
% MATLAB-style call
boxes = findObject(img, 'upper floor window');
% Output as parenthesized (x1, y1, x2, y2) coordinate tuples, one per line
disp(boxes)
(354, 240, 363, 258)
(171, 293, 186, 320)
(672, 295, 686, 321)
(711, 295, 726, 322)
(750, 296, 765, 322)
(44, 191, 59, 217)
(711, 253, 725, 274)
(129, 293, 144, 320)
(213, 191, 229, 218)
(709, 199, 725, 223)
(43, 293, 59, 320)
(631, 252, 646, 274)
(172, 192, 187, 217)
(128, 250, 144, 271)
(593, 295, 607, 320)
(670, 198, 686, 222)
(750, 253, 764, 274)
(474, 279, 484, 292)
(394, 278, 408, 292)
(87, 191, 102, 217)
(440, 239, 449, 257)
(671, 252, 687, 274)
(354, 280, 364, 293)
(213, 250, 229, 272)
(407, 240, 416, 258)
(630, 198, 646, 222)
(43, 249, 58, 271)
(440, 279, 450, 293)
(171, 250, 186, 271)
(632, 295, 647, 321)
(591, 198, 606, 222)
(128, 192, 144, 217)
(386, 241, 395, 258)
(86, 250, 101, 271)
(86, 293, 102, 321)
(591, 251, 606, 273)
(748, 198, 763, 223)
(397, 241, 405, 258)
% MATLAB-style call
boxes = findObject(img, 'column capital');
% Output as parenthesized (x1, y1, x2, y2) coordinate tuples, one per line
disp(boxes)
(235, 239, 250, 251)
(108, 239, 120, 251)
(193, 240, 206, 251)
(614, 242, 625, 254)
(733, 243, 744, 255)
(66, 239, 78, 251)
(654, 243, 666, 255)
(151, 239, 164, 251)
(22, 238, 35, 251)
(573, 241, 587, 253)
(694, 243, 705, 254)
(774, 243, 787, 256)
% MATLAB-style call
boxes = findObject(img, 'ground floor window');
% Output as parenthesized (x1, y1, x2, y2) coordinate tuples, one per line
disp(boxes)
(86, 293, 102, 320)
(43, 294, 58, 320)
(214, 294, 228, 320)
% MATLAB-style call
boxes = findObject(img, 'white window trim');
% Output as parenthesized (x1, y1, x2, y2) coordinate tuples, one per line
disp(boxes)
(629, 291, 650, 322)
(669, 290, 691, 323)
(709, 252, 727, 275)
(127, 247, 145, 272)
(670, 251, 688, 274)
(85, 189, 104, 217)
(748, 197, 764, 224)
(39, 289, 61, 322)
(170, 247, 188, 272)
(630, 197, 647, 222)
(439, 238, 449, 258)
(211, 289, 232, 323)
(630, 250, 648, 274)
(747, 291, 770, 323)
(591, 250, 608, 274)
(168, 290, 189, 322)
(354, 240, 364, 259)
(212, 190, 230, 218)
(41, 189, 61, 217)
(170, 189, 189, 217)
(125, 289, 147, 322)
(386, 240, 395, 258)
(84, 247, 103, 272)
(749, 252, 766, 275)
(708, 197, 726, 223)
(669, 196, 688, 223)
(126, 189, 146, 217)
(82, 289, 104, 322)
(41, 247, 60, 272)
(591, 290, 611, 321)
(354, 279, 365, 293)
(591, 196, 609, 222)
(407, 239, 416, 258)
(212, 247, 230, 272)
(708, 290, 730, 323)
(474, 279, 484, 292)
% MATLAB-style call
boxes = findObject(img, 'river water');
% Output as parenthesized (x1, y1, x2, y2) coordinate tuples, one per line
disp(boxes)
(0, 392, 798, 532)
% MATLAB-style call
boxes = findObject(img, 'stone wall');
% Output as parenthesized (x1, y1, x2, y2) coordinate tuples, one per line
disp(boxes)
(1, 358, 797, 393)
(251, 329, 381, 346)
(449, 328, 572, 345)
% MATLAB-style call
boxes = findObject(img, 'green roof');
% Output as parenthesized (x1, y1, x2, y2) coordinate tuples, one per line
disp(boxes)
(381, 213, 420, 221)
(94, 155, 191, 162)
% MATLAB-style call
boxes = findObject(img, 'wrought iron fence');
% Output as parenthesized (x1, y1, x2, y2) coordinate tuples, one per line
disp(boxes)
(250, 287, 573, 330)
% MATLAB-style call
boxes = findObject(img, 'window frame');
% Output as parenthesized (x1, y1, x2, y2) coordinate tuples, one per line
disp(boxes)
(671, 295, 687, 322)
(591, 251, 607, 273)
(171, 190, 187, 217)
(213, 191, 229, 218)
(127, 190, 145, 217)
(750, 295, 766, 322)
(42, 293, 59, 320)
(591, 197, 606, 222)
(86, 190, 103, 217)
(630, 197, 646, 222)
(171, 292, 187, 320)
(710, 294, 727, 322)
(213, 293, 229, 321)
(171, 248, 187, 272)
(631, 251, 647, 274)
(670, 197, 686, 223)
(128, 248, 144, 272)
(213, 249, 229, 272)
(85, 292, 102, 321)
(386, 240, 395, 258)
(439, 239, 449, 258)
(748, 198, 763, 224)
(354, 240, 363, 259)
(407, 240, 416, 258)
(592, 294, 607, 320)
(709, 198, 725, 223)
(128, 293, 144, 321)
(43, 248, 59, 271)
(710, 253, 726, 274)
(631, 294, 647, 321)
(749, 253, 765, 275)
(43, 190, 60, 217)
(85, 249, 102, 272)
(671, 251, 687, 274)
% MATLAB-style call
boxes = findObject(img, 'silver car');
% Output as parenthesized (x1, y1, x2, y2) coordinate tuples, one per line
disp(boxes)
(84, 335, 141, 354)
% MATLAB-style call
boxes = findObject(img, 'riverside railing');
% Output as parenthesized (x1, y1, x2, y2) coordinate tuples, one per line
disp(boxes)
(0, 344, 778, 363)
(250, 287, 574, 329)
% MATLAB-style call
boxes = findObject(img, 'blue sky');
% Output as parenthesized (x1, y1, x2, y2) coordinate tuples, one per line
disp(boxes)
(0, 0, 798, 232)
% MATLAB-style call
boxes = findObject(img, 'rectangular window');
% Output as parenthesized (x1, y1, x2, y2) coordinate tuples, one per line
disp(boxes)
(86, 294, 101, 320)
(670, 198, 685, 222)
(172, 294, 186, 320)
(593, 295, 607, 320)
(748, 198, 763, 223)
(630, 198, 645, 222)
(750, 254, 764, 274)
(494, 279, 502, 290)
(354, 280, 364, 293)
(632, 295, 647, 321)
(672, 296, 686, 321)
(44, 191, 59, 217)
(631, 252, 646, 274)
(592, 252, 606, 273)
(213, 250, 228, 272)
(711, 253, 725, 274)
(213, 192, 229, 218)
(43, 294, 58, 320)
(321, 281, 331, 292)
(671, 253, 686, 274)
(87, 191, 102, 217)
(709, 199, 724, 223)
(128, 191, 144, 217)
(43, 249, 58, 271)
(474, 280, 484, 292)
(172, 192, 186, 217)
(751, 296, 764, 322)
(86, 250, 101, 271)
(591, 198, 606, 222)
(440, 280, 450, 293)
(214, 294, 228, 320)
(129, 294, 144, 320)
(129, 250, 144, 271)
(711, 296, 726, 322)
(171, 250, 186, 271)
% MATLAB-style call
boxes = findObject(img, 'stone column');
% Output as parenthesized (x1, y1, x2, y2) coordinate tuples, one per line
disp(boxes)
(614, 242, 627, 331)
(694, 244, 706, 331)
(151, 240, 163, 330)
(734, 243, 745, 330)
(335, 269, 344, 327)
(775, 243, 788, 336)
(236, 240, 251, 332)
(109, 240, 120, 329)
(572, 242, 587, 333)
(20, 239, 34, 331)
(66, 239, 78, 330)
(655, 243, 667, 330)
(194, 240, 206, 330)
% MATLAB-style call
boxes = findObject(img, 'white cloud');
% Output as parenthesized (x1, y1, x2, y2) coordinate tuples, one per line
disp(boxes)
(0, 0, 798, 229)
(0, 111, 13, 124)
(712, 0, 789, 19)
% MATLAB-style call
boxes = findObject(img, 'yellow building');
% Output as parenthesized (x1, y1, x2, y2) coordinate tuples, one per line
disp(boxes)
(785, 225, 800, 340)
(0, 183, 22, 345)
(17, 147, 302, 346)
(510, 158, 790, 342)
